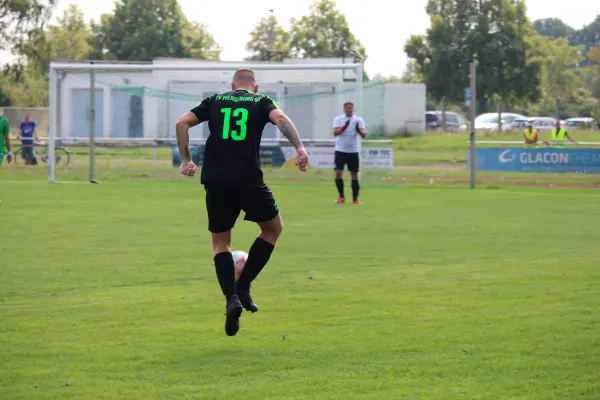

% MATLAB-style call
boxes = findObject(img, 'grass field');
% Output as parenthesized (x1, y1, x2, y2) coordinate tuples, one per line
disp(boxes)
(4, 130, 600, 189)
(1, 177, 599, 399)
(9, 129, 600, 168)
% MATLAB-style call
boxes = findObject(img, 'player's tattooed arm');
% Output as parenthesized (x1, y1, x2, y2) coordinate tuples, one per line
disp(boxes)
(175, 112, 200, 161)
(276, 118, 303, 149)
(175, 125, 192, 161)
(270, 109, 308, 171)
(270, 110, 304, 149)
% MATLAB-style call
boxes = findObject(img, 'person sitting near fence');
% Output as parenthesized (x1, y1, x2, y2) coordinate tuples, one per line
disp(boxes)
(17, 114, 40, 165)
(522, 121, 539, 147)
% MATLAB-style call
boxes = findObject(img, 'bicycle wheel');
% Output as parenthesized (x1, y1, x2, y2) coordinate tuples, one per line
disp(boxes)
(13, 148, 23, 165)
(54, 147, 71, 167)
(34, 146, 70, 167)
(33, 146, 48, 165)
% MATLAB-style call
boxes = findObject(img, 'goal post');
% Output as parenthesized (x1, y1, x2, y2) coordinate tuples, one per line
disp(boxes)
(47, 61, 377, 183)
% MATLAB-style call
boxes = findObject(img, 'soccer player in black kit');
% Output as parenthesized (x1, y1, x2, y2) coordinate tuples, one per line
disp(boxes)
(175, 69, 308, 336)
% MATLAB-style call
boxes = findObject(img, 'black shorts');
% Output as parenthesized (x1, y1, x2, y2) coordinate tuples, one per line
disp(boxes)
(204, 183, 279, 233)
(334, 151, 360, 172)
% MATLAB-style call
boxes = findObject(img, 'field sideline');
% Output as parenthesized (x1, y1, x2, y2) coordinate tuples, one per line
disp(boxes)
(7, 130, 600, 168)
(1, 178, 599, 399)
(3, 130, 600, 189)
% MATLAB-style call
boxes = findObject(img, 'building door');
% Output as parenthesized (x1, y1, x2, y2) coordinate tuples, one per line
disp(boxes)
(71, 89, 104, 139)
(112, 87, 144, 138)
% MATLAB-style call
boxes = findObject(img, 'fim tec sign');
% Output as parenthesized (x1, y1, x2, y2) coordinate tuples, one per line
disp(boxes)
(468, 148, 600, 174)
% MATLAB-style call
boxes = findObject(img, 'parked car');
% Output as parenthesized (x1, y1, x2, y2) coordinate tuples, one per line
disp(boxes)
(529, 117, 557, 132)
(425, 111, 442, 130)
(513, 119, 530, 129)
(425, 111, 468, 131)
(564, 118, 598, 129)
(474, 112, 527, 131)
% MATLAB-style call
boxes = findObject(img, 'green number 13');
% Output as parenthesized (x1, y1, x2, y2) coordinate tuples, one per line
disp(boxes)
(221, 107, 248, 141)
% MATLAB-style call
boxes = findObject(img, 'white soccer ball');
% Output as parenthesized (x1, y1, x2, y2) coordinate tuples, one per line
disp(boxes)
(232, 250, 248, 280)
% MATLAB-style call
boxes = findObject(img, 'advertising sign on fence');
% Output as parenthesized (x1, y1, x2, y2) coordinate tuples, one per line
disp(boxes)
(281, 146, 394, 169)
(173, 144, 394, 169)
(172, 145, 287, 167)
(280, 146, 333, 169)
(468, 148, 600, 174)
(360, 147, 394, 169)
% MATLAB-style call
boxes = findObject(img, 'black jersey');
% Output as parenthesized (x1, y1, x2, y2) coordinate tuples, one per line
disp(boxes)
(190, 88, 279, 185)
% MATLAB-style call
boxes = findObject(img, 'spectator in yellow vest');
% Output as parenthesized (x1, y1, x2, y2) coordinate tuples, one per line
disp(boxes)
(522, 122, 539, 147)
(545, 120, 578, 147)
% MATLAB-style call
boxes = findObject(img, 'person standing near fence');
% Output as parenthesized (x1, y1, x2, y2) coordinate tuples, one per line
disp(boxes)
(332, 102, 366, 204)
(0, 113, 12, 166)
(18, 114, 39, 165)
(546, 120, 578, 148)
(522, 121, 539, 147)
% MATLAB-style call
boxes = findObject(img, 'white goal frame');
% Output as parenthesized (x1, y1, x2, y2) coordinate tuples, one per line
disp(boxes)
(48, 61, 365, 183)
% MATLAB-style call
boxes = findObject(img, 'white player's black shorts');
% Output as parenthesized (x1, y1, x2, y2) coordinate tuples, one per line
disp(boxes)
(204, 183, 279, 233)
(334, 151, 360, 172)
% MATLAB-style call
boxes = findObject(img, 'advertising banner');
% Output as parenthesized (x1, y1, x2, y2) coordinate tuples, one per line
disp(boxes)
(172, 145, 287, 167)
(280, 146, 394, 169)
(468, 148, 600, 174)
(172, 144, 394, 170)
(361, 147, 394, 169)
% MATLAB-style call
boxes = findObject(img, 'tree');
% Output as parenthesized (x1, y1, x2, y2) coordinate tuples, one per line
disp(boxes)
(533, 36, 585, 100)
(371, 73, 402, 83)
(370, 73, 403, 83)
(589, 43, 600, 70)
(0, 0, 56, 50)
(533, 18, 575, 40)
(405, 0, 542, 112)
(0, 65, 25, 106)
(88, 14, 114, 60)
(93, 0, 187, 61)
(0, 67, 47, 107)
(1, 4, 92, 106)
(526, 34, 599, 118)
(570, 15, 600, 64)
(400, 60, 424, 83)
(18, 5, 91, 74)
(288, 0, 366, 59)
(47, 5, 91, 63)
(588, 44, 600, 79)
(182, 21, 221, 60)
(87, 0, 220, 61)
(246, 15, 290, 61)
(588, 44, 600, 99)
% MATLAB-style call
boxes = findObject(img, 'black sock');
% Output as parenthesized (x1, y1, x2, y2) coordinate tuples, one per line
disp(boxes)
(237, 238, 275, 289)
(335, 178, 344, 198)
(214, 252, 236, 299)
(351, 179, 360, 201)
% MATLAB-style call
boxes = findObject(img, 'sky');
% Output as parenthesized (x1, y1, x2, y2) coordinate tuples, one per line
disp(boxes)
(34, 0, 600, 76)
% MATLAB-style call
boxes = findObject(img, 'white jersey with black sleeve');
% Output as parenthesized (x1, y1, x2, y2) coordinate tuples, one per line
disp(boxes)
(332, 114, 365, 153)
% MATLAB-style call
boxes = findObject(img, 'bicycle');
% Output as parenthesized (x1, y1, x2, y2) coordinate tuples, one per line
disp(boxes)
(14, 141, 71, 167)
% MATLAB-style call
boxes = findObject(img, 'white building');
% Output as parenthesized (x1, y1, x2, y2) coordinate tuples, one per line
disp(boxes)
(55, 58, 426, 140)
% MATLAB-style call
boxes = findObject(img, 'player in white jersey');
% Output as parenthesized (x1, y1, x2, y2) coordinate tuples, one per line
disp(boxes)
(332, 102, 366, 204)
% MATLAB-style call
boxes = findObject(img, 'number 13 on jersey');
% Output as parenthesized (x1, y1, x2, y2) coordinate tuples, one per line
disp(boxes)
(221, 107, 248, 141)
